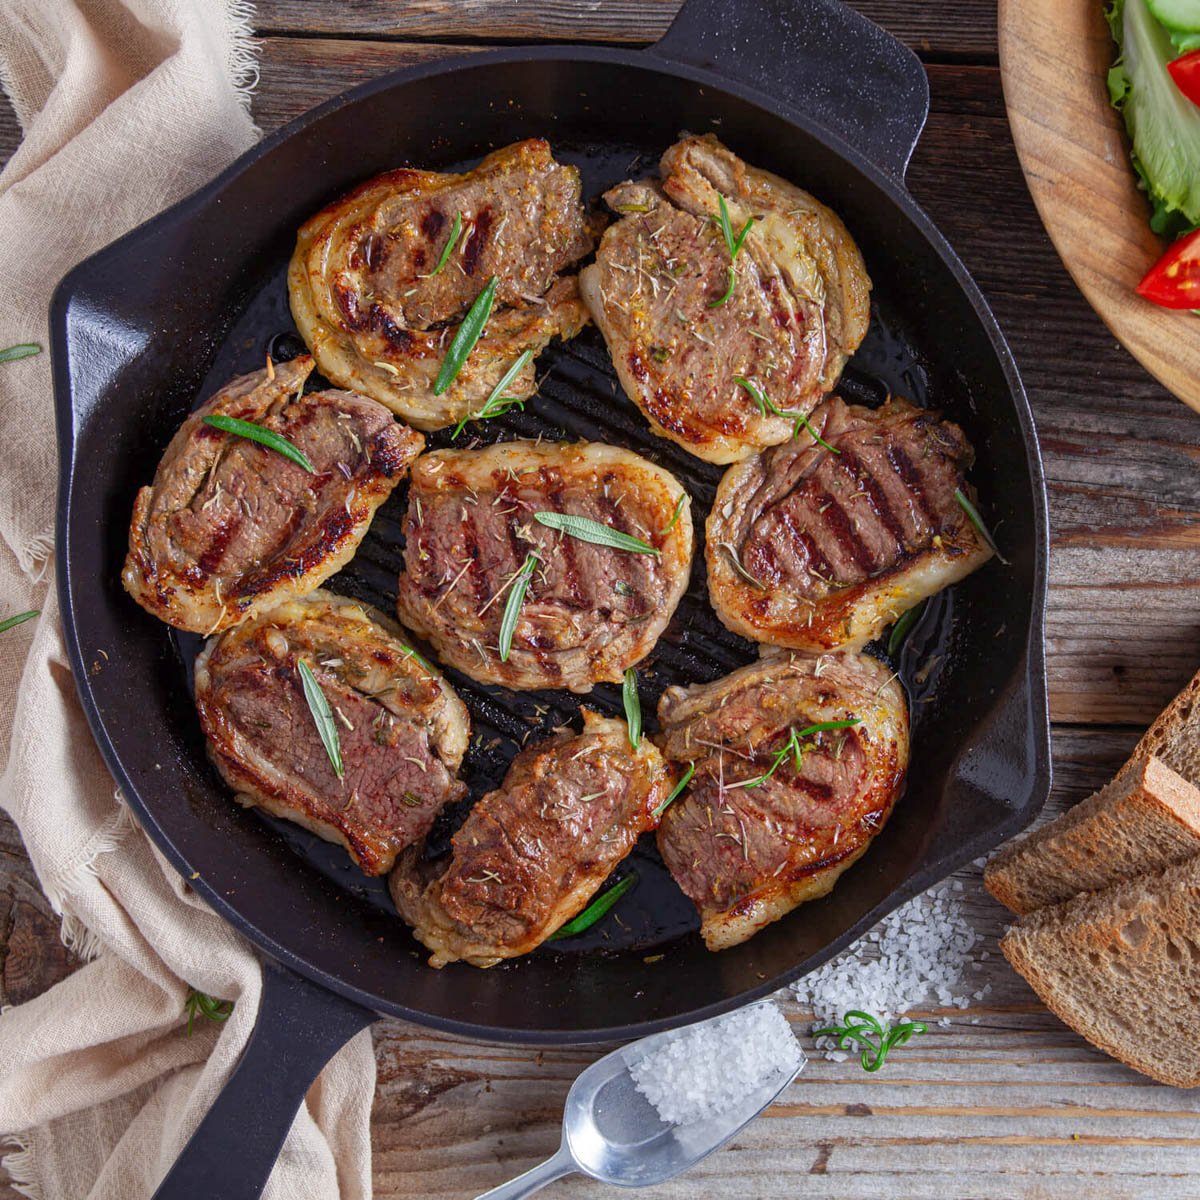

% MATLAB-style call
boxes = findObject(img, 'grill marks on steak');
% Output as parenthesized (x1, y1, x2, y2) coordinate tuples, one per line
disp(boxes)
(288, 139, 598, 431)
(395, 441, 694, 693)
(706, 396, 993, 652)
(389, 710, 672, 967)
(122, 357, 423, 635)
(195, 591, 470, 875)
(655, 652, 909, 951)
(579, 133, 871, 464)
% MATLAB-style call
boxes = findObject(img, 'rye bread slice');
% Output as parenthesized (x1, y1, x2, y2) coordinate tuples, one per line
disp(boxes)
(1001, 855, 1200, 1088)
(985, 756, 1200, 914)
(1124, 667, 1200, 788)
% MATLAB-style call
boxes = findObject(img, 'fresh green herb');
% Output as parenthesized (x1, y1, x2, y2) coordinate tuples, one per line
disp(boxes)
(202, 414, 315, 473)
(718, 541, 766, 590)
(653, 760, 695, 818)
(811, 1010, 927, 1072)
(708, 194, 755, 308)
(660, 493, 686, 535)
(297, 659, 344, 779)
(398, 642, 436, 675)
(426, 210, 463, 277)
(616, 203, 653, 213)
(184, 988, 234, 1037)
(623, 667, 642, 747)
(737, 719, 862, 789)
(533, 512, 660, 556)
(434, 275, 499, 395)
(954, 487, 1009, 564)
(0, 610, 39, 635)
(0, 343, 41, 363)
(547, 873, 638, 941)
(499, 552, 539, 663)
(450, 348, 532, 437)
(887, 601, 927, 657)
(734, 377, 838, 452)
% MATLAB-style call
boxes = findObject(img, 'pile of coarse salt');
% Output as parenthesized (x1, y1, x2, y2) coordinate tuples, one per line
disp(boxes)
(792, 874, 991, 1050)
(630, 1002, 803, 1127)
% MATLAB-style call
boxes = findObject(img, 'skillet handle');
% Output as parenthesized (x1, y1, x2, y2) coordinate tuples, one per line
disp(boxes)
(647, 0, 930, 182)
(151, 957, 377, 1200)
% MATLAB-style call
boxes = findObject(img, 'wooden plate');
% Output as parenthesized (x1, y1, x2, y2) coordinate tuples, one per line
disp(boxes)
(999, 0, 1200, 413)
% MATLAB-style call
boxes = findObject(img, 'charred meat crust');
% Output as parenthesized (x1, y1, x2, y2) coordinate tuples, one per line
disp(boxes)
(389, 709, 673, 967)
(654, 651, 909, 951)
(122, 357, 424, 635)
(706, 395, 993, 652)
(194, 590, 470, 876)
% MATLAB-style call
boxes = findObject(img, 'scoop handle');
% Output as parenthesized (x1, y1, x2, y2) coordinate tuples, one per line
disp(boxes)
(473, 1145, 576, 1199)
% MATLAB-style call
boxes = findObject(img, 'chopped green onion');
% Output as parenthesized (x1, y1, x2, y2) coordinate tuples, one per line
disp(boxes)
(654, 760, 695, 819)
(434, 275, 499, 395)
(450, 348, 533, 438)
(954, 487, 1009, 565)
(0, 610, 39, 635)
(0, 343, 40, 363)
(733, 377, 838, 452)
(812, 1010, 927, 1072)
(202, 414, 315, 473)
(887, 601, 926, 657)
(426, 210, 463, 278)
(297, 659, 344, 779)
(547, 873, 638, 941)
(623, 667, 642, 747)
(499, 552, 539, 663)
(708, 195, 754, 308)
(660, 493, 687, 535)
(533, 512, 659, 556)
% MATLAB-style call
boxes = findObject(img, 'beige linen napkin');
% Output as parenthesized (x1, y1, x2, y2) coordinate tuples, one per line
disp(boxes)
(0, 2, 376, 1198)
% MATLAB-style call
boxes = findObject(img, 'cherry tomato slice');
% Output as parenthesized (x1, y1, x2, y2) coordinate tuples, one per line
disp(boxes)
(1168, 49, 1200, 108)
(1136, 228, 1200, 310)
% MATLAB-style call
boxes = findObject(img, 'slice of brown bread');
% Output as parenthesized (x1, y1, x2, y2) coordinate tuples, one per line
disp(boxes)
(1001, 854, 1200, 1088)
(984, 756, 1200, 914)
(1123, 667, 1200, 787)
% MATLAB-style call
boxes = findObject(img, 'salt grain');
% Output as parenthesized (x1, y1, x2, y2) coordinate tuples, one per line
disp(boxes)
(630, 1003, 803, 1127)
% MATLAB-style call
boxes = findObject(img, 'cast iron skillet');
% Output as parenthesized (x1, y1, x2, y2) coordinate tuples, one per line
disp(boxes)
(50, 0, 1051, 1195)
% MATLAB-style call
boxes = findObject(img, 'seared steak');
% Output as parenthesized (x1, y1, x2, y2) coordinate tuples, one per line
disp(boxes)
(580, 133, 871, 464)
(123, 357, 423, 635)
(395, 441, 694, 693)
(289, 139, 596, 431)
(195, 590, 470, 876)
(655, 652, 908, 951)
(390, 709, 672, 967)
(706, 396, 993, 651)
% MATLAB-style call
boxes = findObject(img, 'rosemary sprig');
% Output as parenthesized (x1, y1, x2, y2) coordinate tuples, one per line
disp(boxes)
(184, 988, 234, 1037)
(708, 195, 754, 308)
(738, 719, 862, 789)
(450, 348, 532, 438)
(811, 1010, 927, 1072)
(434, 275, 499, 395)
(954, 487, 1009, 565)
(653, 760, 695, 819)
(297, 659, 344, 779)
(0, 343, 41, 363)
(499, 552, 539, 663)
(397, 641, 436, 675)
(887, 600, 926, 657)
(0, 610, 39, 635)
(734, 377, 838, 452)
(426, 210, 463, 278)
(533, 512, 659, 556)
(623, 667, 642, 748)
(660, 493, 686, 535)
(547, 872, 637, 941)
(202, 414, 315, 473)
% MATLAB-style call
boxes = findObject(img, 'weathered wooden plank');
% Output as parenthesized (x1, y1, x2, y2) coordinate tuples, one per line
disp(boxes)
(252, 0, 1001, 58)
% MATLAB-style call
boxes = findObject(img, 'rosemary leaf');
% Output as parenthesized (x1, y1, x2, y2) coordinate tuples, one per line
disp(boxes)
(653, 760, 695, 819)
(398, 642, 436, 675)
(812, 1009, 927, 1072)
(954, 487, 1009, 564)
(741, 719, 861, 789)
(533, 512, 659, 556)
(427, 210, 463, 277)
(623, 667, 642, 747)
(297, 659, 344, 779)
(451, 348, 533, 437)
(660, 492, 687, 535)
(434, 275, 499, 395)
(0, 610, 39, 635)
(733, 377, 838, 452)
(202, 414, 315, 473)
(887, 601, 927, 657)
(547, 872, 638, 941)
(184, 988, 233, 1037)
(499, 552, 539, 663)
(707, 195, 755, 309)
(0, 343, 41, 363)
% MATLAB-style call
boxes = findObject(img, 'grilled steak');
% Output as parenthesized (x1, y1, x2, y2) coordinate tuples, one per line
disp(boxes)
(390, 709, 672, 967)
(580, 133, 871, 464)
(395, 441, 694, 693)
(655, 652, 908, 951)
(195, 590, 470, 876)
(123, 357, 423, 635)
(706, 396, 993, 652)
(289, 139, 597, 431)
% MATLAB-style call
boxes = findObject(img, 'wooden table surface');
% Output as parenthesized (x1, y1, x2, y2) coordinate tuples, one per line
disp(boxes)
(4, 2, 1200, 1197)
